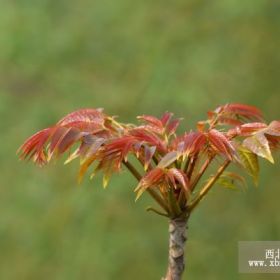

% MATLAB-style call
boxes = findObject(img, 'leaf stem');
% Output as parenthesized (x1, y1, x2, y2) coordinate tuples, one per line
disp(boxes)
(189, 156, 214, 191)
(146, 207, 169, 217)
(187, 159, 231, 212)
(168, 187, 182, 217)
(123, 160, 142, 181)
(183, 157, 191, 173)
(177, 190, 185, 208)
(177, 156, 198, 208)
(186, 155, 198, 180)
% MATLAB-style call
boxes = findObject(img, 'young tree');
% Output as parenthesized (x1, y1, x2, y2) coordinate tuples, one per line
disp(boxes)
(17, 104, 280, 280)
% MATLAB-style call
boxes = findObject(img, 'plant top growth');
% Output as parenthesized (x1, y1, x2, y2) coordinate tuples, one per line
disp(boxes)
(18, 103, 280, 280)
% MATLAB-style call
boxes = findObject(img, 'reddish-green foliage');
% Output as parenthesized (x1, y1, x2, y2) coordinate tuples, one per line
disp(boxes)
(17, 104, 280, 217)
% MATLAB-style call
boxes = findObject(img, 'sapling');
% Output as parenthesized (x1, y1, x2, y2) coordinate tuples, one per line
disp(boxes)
(18, 103, 280, 280)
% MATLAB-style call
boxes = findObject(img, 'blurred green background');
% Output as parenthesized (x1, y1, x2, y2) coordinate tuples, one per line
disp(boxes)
(1, 0, 280, 279)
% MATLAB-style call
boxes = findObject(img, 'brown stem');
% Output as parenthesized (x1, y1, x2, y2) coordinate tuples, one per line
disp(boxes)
(177, 186, 187, 209)
(123, 160, 142, 181)
(189, 156, 214, 191)
(168, 187, 182, 217)
(186, 155, 198, 180)
(177, 155, 198, 207)
(163, 216, 189, 280)
(123, 160, 169, 213)
(188, 159, 230, 212)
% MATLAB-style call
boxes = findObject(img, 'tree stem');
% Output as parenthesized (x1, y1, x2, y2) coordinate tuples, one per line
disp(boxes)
(163, 216, 188, 280)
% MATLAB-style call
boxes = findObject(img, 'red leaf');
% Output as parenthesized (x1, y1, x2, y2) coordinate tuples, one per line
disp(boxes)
(230, 123, 267, 137)
(133, 141, 144, 158)
(18, 108, 117, 167)
(130, 128, 167, 152)
(17, 128, 54, 165)
(57, 108, 105, 126)
(103, 135, 137, 167)
(216, 117, 243, 126)
(137, 115, 163, 129)
(134, 168, 165, 200)
(160, 112, 173, 126)
(64, 135, 102, 166)
(49, 127, 72, 158)
(225, 103, 263, 120)
(142, 168, 165, 187)
(167, 168, 189, 191)
(216, 103, 263, 121)
(228, 121, 280, 151)
(265, 135, 280, 149)
(209, 103, 264, 126)
(265, 121, 280, 136)
(166, 119, 180, 135)
(183, 132, 207, 156)
(57, 128, 82, 154)
(138, 112, 181, 136)
(208, 129, 235, 160)
(240, 123, 267, 135)
(57, 108, 113, 133)
(80, 136, 106, 163)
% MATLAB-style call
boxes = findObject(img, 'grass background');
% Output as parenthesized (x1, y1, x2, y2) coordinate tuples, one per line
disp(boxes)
(0, 0, 280, 279)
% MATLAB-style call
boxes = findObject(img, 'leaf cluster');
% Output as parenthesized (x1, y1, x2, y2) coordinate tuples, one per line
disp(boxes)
(17, 104, 280, 218)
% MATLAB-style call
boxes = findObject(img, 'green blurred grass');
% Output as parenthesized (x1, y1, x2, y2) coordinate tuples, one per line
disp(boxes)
(0, 0, 280, 279)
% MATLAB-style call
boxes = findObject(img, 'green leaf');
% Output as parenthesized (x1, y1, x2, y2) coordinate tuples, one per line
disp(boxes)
(243, 133, 274, 163)
(216, 172, 247, 191)
(216, 177, 238, 190)
(238, 147, 260, 186)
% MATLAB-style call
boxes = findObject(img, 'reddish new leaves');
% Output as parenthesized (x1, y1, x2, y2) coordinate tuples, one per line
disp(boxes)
(137, 112, 181, 136)
(17, 104, 280, 217)
(18, 109, 112, 166)
(18, 128, 54, 165)
(208, 129, 235, 160)
(135, 167, 189, 200)
(208, 103, 263, 126)
(227, 120, 280, 163)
